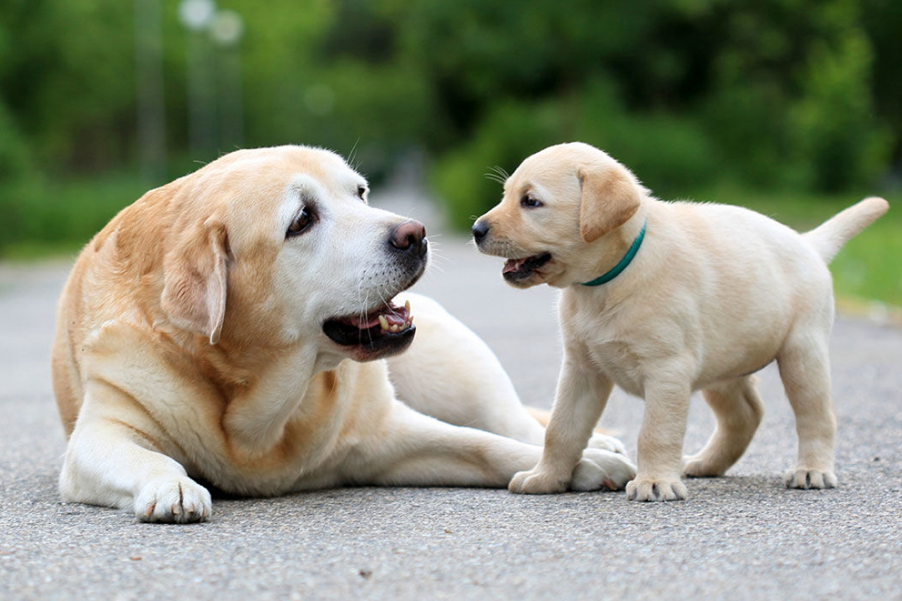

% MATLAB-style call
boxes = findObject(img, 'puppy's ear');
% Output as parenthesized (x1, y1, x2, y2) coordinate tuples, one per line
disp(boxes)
(578, 165, 641, 243)
(161, 217, 229, 344)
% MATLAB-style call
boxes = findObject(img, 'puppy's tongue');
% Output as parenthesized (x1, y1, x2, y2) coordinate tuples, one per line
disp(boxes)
(503, 258, 527, 274)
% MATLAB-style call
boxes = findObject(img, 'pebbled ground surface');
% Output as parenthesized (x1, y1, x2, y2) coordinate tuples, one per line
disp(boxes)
(1, 189, 900, 600)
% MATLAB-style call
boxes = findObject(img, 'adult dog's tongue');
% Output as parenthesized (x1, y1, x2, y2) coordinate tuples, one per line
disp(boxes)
(322, 298, 416, 360)
(346, 301, 412, 332)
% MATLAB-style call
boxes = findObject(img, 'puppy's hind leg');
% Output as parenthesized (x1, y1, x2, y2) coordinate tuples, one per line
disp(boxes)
(777, 333, 837, 489)
(683, 376, 764, 478)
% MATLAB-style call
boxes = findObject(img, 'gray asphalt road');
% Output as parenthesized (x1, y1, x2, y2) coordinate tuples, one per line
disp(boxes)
(1, 190, 901, 600)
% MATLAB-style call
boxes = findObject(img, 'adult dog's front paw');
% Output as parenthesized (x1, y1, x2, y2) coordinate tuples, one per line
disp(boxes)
(626, 474, 688, 502)
(571, 448, 637, 491)
(586, 432, 628, 455)
(508, 466, 569, 494)
(135, 476, 212, 523)
(784, 468, 837, 490)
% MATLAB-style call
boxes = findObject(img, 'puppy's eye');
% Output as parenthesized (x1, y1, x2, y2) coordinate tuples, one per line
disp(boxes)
(356, 185, 367, 200)
(287, 208, 316, 237)
(521, 195, 543, 208)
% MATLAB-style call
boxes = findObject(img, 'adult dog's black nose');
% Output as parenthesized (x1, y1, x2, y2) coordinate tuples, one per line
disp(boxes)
(472, 220, 489, 244)
(389, 220, 427, 256)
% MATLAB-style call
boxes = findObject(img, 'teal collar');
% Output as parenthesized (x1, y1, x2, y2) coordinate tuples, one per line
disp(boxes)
(581, 220, 647, 287)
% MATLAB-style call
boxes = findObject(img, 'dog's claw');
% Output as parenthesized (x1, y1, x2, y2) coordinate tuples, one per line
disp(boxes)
(626, 475, 688, 502)
(785, 468, 836, 490)
(135, 476, 212, 523)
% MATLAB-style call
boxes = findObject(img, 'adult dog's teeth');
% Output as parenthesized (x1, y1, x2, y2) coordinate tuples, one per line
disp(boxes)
(378, 315, 389, 330)
(390, 324, 400, 333)
(405, 300, 411, 312)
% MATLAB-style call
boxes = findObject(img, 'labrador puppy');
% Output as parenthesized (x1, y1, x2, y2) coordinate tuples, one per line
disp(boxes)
(472, 142, 888, 501)
(51, 145, 636, 522)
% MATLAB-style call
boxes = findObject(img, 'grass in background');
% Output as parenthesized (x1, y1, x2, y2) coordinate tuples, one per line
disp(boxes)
(0, 172, 149, 261)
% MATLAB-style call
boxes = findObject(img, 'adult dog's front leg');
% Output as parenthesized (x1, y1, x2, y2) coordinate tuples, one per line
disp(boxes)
(60, 381, 212, 523)
(347, 402, 634, 491)
(627, 379, 691, 502)
(509, 356, 622, 494)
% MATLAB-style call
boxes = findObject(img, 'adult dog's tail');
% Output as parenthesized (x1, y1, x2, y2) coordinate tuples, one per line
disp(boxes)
(802, 197, 889, 264)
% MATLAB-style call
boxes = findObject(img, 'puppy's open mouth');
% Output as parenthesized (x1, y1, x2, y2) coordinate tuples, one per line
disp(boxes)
(322, 299, 415, 359)
(503, 253, 552, 282)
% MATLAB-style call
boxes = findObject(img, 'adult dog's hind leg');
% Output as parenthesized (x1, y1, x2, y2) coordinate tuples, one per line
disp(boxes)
(387, 293, 554, 445)
(387, 293, 626, 454)
(343, 401, 635, 491)
(683, 376, 764, 478)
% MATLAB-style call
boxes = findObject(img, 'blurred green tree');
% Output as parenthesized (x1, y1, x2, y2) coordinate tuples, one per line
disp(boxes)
(0, 0, 898, 244)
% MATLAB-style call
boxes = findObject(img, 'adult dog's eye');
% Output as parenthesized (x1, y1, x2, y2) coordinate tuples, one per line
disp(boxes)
(287, 208, 315, 237)
(521, 195, 543, 208)
(356, 185, 367, 200)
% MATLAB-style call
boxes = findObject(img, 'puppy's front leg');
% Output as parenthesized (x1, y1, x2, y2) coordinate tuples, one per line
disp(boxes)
(509, 353, 618, 494)
(627, 379, 690, 502)
(348, 402, 635, 491)
(60, 381, 212, 523)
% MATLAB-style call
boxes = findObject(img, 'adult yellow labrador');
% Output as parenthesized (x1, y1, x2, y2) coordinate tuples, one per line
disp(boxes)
(472, 142, 888, 501)
(51, 145, 635, 523)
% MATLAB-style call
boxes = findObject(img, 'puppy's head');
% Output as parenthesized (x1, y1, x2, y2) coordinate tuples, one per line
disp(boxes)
(158, 145, 428, 363)
(472, 142, 645, 288)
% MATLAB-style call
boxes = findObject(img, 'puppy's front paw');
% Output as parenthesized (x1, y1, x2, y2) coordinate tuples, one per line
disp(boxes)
(626, 475, 688, 502)
(784, 468, 837, 490)
(586, 432, 628, 455)
(571, 448, 637, 491)
(508, 466, 569, 494)
(135, 476, 212, 523)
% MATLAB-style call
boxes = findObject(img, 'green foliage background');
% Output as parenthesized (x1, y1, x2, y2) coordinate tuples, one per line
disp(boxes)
(0, 0, 900, 303)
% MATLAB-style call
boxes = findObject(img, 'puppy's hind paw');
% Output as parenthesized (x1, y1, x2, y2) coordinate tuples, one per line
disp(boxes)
(784, 468, 837, 490)
(135, 476, 212, 523)
(626, 475, 688, 502)
(682, 455, 727, 478)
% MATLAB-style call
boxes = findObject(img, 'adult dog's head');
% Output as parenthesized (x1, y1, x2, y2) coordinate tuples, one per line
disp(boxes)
(471, 142, 647, 288)
(137, 146, 427, 363)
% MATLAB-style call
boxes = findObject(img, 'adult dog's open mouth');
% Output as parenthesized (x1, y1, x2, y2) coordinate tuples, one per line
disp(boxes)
(323, 299, 415, 359)
(502, 252, 552, 283)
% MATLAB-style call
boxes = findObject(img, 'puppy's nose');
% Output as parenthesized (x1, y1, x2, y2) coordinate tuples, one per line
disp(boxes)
(389, 220, 427, 256)
(472, 220, 489, 244)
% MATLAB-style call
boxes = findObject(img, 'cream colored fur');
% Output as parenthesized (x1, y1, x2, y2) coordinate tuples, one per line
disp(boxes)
(473, 141, 888, 501)
(51, 145, 635, 523)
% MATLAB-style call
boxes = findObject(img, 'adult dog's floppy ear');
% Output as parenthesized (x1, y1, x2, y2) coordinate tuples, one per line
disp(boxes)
(161, 217, 229, 344)
(578, 165, 641, 243)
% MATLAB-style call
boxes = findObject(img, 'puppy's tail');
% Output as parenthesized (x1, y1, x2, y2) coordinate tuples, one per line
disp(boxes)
(802, 197, 889, 264)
